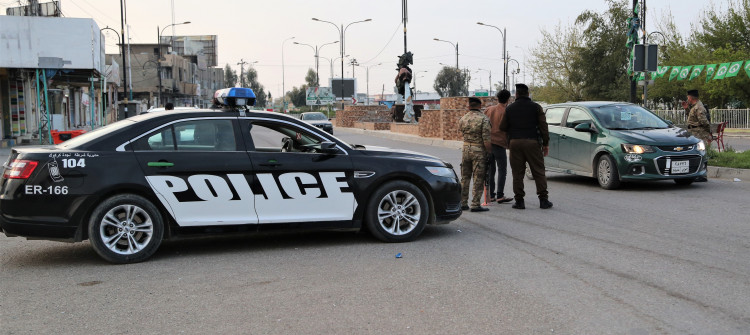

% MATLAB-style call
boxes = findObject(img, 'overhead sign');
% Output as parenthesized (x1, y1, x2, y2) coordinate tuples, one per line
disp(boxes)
(474, 91, 489, 97)
(306, 87, 335, 106)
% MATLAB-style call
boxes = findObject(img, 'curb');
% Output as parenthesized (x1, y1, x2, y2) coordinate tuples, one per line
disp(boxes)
(337, 127, 747, 181)
(336, 127, 463, 150)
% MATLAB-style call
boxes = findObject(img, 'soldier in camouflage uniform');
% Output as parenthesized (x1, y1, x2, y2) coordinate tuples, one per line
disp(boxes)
(682, 89, 711, 182)
(459, 97, 492, 212)
(682, 89, 712, 143)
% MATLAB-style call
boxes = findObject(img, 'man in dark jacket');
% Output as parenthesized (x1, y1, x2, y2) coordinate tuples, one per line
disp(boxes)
(499, 84, 553, 209)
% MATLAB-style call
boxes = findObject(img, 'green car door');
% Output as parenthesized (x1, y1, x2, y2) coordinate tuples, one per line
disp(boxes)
(558, 107, 598, 173)
(543, 106, 566, 169)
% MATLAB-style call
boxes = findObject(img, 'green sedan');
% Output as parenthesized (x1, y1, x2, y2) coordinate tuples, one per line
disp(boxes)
(539, 102, 707, 189)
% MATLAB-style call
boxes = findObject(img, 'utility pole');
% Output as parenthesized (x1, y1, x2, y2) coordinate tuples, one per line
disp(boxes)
(629, 0, 639, 103)
(119, 0, 128, 103)
(237, 59, 248, 87)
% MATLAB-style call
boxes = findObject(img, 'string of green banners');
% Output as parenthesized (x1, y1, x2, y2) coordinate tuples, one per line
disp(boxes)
(637, 60, 750, 83)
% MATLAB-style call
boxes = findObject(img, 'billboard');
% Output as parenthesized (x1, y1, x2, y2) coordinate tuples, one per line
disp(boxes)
(330, 78, 357, 100)
(306, 87, 336, 105)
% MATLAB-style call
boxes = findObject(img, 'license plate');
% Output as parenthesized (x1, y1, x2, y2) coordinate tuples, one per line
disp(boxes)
(671, 160, 689, 174)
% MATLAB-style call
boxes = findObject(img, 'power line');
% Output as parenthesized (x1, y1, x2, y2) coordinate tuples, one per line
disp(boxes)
(361, 20, 402, 65)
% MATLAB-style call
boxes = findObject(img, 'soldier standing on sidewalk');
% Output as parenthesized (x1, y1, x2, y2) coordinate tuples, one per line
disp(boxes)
(459, 97, 492, 212)
(682, 89, 711, 182)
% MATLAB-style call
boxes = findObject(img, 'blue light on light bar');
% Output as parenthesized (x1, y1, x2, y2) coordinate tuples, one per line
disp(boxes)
(214, 87, 256, 106)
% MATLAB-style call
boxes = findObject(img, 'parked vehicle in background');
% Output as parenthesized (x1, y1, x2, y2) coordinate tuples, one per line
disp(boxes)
(300, 112, 334, 134)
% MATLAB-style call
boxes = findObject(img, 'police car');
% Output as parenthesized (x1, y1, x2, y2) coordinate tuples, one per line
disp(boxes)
(1, 88, 462, 263)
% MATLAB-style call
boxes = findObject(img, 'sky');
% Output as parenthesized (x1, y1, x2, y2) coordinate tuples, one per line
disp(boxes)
(0, 0, 723, 99)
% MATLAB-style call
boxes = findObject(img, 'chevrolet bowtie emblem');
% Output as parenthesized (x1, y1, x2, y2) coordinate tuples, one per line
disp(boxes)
(674, 146, 684, 151)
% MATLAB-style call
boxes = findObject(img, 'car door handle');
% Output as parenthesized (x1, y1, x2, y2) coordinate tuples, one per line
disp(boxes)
(560, 135, 568, 140)
(148, 161, 174, 167)
(259, 163, 282, 167)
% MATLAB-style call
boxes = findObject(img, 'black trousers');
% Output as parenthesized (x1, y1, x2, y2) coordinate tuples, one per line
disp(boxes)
(508, 139, 549, 201)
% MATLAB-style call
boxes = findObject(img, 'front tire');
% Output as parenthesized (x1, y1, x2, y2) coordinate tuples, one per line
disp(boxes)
(88, 194, 164, 264)
(674, 178, 695, 185)
(365, 181, 429, 242)
(596, 155, 621, 190)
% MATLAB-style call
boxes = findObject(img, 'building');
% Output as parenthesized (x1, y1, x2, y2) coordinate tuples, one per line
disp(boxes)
(0, 14, 114, 145)
(107, 35, 223, 109)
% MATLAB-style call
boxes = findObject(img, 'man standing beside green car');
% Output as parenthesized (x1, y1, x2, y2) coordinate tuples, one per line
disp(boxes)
(682, 89, 710, 182)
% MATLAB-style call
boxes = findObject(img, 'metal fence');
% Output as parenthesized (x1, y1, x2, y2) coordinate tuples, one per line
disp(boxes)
(652, 109, 750, 128)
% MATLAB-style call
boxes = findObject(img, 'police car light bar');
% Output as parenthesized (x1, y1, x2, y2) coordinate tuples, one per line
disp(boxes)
(214, 87, 256, 107)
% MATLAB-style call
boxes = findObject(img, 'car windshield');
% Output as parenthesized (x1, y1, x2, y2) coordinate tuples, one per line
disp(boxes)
(590, 104, 669, 130)
(302, 113, 327, 121)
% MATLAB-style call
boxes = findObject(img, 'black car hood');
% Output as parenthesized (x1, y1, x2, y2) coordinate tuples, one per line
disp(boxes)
(609, 127, 699, 145)
(355, 145, 446, 165)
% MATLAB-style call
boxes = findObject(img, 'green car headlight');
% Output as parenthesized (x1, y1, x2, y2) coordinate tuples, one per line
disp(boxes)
(697, 141, 706, 152)
(622, 144, 655, 154)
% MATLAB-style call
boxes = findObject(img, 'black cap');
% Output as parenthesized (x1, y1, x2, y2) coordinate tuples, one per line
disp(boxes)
(687, 89, 699, 97)
(468, 97, 482, 106)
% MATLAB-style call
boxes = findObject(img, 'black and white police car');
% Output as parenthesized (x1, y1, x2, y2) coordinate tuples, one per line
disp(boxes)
(1, 88, 462, 263)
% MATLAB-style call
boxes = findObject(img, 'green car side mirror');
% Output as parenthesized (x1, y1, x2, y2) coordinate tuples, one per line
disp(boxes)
(574, 122, 597, 133)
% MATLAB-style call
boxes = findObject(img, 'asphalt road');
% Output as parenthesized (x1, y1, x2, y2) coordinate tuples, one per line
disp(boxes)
(1, 132, 749, 334)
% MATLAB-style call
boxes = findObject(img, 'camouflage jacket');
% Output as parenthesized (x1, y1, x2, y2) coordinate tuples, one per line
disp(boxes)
(686, 101, 711, 134)
(459, 109, 491, 147)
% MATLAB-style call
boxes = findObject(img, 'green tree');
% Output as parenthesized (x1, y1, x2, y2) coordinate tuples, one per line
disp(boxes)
(433, 66, 470, 97)
(223, 63, 237, 88)
(245, 67, 267, 108)
(288, 85, 308, 108)
(574, 0, 630, 101)
(305, 69, 317, 87)
(528, 23, 585, 103)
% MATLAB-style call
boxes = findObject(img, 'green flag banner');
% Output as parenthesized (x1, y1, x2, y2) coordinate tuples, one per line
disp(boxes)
(638, 72, 645, 81)
(745, 60, 750, 78)
(678, 66, 692, 81)
(705, 64, 717, 82)
(725, 61, 744, 78)
(714, 62, 731, 80)
(656, 66, 670, 78)
(669, 66, 681, 81)
(689, 65, 705, 80)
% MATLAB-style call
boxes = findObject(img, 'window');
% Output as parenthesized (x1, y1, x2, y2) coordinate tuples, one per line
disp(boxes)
(248, 121, 323, 153)
(565, 108, 593, 128)
(545, 107, 566, 126)
(133, 127, 175, 151)
(133, 120, 236, 151)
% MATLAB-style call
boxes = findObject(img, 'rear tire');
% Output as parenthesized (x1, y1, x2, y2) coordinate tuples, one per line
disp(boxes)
(88, 194, 164, 264)
(596, 155, 621, 190)
(365, 181, 429, 243)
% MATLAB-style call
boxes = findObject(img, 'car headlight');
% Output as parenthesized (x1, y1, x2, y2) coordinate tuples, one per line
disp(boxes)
(621, 144, 655, 154)
(426, 166, 456, 179)
(697, 141, 706, 152)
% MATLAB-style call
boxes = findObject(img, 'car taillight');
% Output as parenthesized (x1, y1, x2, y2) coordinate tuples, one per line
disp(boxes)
(3, 160, 38, 179)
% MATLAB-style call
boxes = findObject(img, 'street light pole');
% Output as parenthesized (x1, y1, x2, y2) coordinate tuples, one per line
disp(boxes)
(237, 59, 247, 87)
(101, 26, 125, 102)
(433, 38, 459, 69)
(295, 40, 339, 87)
(282, 36, 295, 111)
(363, 63, 382, 105)
(313, 18, 371, 107)
(477, 68, 491, 96)
(413, 70, 428, 95)
(508, 58, 520, 91)
(477, 22, 507, 89)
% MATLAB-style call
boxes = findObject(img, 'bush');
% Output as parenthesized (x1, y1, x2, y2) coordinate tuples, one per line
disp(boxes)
(707, 146, 750, 169)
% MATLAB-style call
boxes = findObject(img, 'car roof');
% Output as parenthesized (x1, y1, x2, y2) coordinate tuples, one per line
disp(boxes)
(545, 101, 637, 109)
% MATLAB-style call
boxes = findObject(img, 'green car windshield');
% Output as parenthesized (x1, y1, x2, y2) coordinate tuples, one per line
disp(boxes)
(590, 104, 670, 130)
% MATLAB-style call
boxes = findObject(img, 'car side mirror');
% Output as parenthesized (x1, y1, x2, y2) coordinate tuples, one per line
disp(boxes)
(574, 122, 597, 133)
(320, 141, 339, 154)
(665, 120, 674, 127)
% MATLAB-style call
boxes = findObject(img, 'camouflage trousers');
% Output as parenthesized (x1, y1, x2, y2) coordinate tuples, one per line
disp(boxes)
(460, 145, 487, 208)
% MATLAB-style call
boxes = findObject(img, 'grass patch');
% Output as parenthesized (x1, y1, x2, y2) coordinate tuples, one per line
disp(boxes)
(707, 146, 750, 169)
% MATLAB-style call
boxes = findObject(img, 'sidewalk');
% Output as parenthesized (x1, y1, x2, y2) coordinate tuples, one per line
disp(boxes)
(337, 127, 749, 181)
